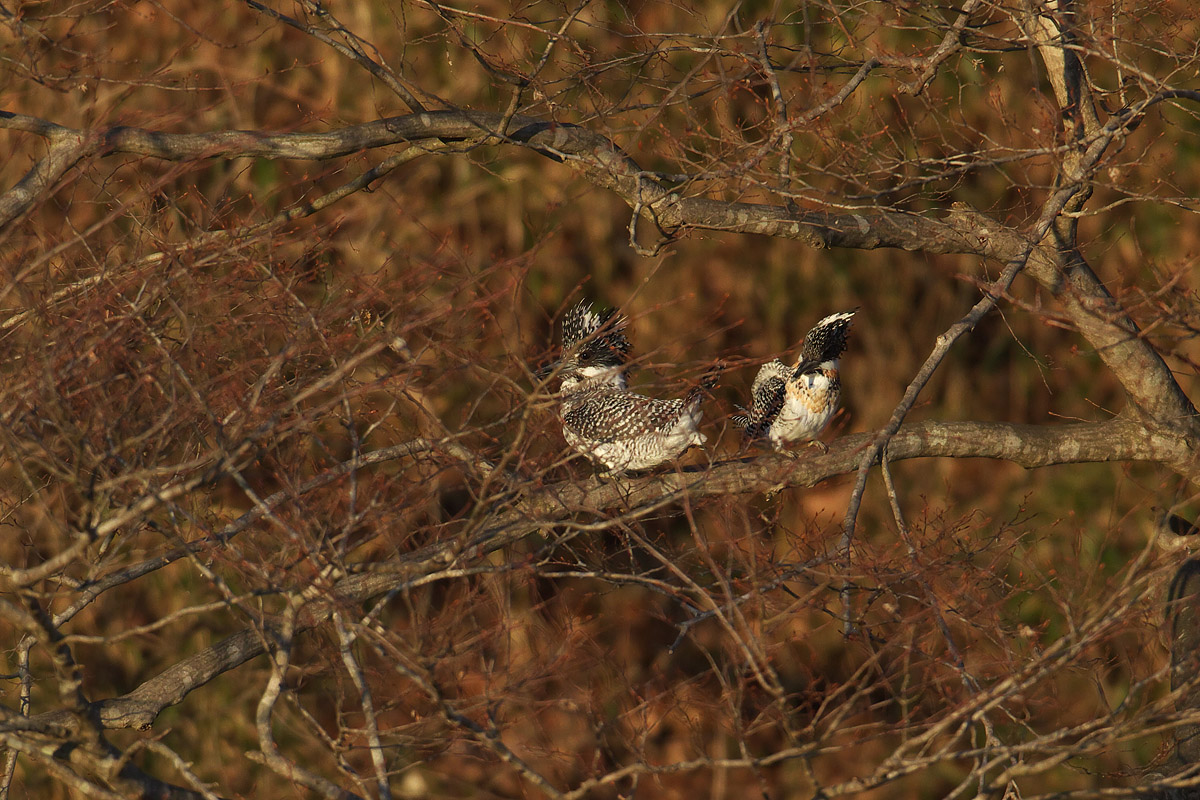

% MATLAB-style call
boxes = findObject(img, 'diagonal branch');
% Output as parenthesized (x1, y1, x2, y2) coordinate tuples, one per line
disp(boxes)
(244, 0, 431, 114)
(1, 105, 1195, 434)
(6, 416, 1190, 736)
(0, 121, 92, 231)
(838, 176, 1099, 631)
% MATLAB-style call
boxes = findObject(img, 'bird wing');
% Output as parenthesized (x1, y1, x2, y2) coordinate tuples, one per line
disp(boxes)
(743, 360, 789, 438)
(562, 391, 671, 443)
(746, 376, 785, 438)
(750, 359, 791, 395)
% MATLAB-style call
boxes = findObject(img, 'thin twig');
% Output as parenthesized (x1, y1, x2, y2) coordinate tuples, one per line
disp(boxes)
(838, 180, 1093, 635)
(244, 0, 430, 112)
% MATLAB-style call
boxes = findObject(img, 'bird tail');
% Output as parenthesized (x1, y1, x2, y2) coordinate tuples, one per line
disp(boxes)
(798, 309, 857, 370)
(682, 362, 723, 412)
(730, 405, 751, 430)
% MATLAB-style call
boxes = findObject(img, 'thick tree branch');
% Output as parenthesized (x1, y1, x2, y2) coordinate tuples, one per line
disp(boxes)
(0, 121, 92, 231)
(2, 103, 1194, 434)
(1168, 556, 1200, 770)
(6, 417, 1188, 736)
(481, 417, 1191, 543)
(1021, 1, 1102, 140)
(1004, 2, 1198, 434)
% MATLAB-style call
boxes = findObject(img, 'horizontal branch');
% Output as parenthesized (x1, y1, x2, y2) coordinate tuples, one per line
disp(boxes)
(0, 109, 1145, 254)
(0, 109, 1125, 256)
(482, 417, 1191, 543)
(5, 417, 1186, 736)
(3, 105, 1195, 437)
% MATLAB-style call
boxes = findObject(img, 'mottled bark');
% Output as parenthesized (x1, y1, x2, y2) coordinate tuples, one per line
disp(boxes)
(3, 417, 1186, 740)
(4, 104, 1194, 443)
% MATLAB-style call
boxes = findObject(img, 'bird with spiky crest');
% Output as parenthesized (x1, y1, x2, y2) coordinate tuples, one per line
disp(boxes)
(548, 301, 721, 473)
(732, 310, 856, 453)
(557, 301, 632, 392)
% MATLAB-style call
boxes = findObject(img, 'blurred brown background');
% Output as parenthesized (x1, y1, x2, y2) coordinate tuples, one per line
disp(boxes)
(3, 1, 1200, 797)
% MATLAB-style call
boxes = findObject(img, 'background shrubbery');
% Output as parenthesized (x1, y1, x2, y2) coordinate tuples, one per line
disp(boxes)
(2, 2, 1200, 798)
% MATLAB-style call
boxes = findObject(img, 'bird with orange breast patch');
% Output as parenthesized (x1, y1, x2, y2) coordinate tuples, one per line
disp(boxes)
(732, 310, 856, 454)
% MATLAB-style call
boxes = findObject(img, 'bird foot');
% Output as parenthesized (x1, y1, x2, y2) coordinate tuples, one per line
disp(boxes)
(771, 440, 829, 458)
(590, 463, 624, 484)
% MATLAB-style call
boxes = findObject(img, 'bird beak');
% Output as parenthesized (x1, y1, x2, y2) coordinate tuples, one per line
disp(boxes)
(791, 359, 817, 379)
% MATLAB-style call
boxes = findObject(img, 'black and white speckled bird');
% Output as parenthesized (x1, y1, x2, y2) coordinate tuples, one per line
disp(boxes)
(732, 310, 856, 453)
(550, 301, 721, 472)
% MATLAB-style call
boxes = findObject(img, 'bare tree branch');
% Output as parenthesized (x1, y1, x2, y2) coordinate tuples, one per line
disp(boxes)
(3, 104, 1192, 438)
(4, 416, 1187, 745)
(6, 4, 1200, 796)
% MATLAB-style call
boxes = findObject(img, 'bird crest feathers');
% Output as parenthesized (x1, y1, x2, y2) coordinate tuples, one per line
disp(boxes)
(798, 310, 856, 369)
(561, 301, 631, 368)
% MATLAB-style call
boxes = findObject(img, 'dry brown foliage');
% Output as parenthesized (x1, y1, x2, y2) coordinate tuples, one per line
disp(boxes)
(3, 1, 1200, 798)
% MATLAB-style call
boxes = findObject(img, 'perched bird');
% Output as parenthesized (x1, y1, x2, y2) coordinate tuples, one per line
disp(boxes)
(556, 301, 632, 392)
(732, 310, 856, 453)
(549, 301, 720, 473)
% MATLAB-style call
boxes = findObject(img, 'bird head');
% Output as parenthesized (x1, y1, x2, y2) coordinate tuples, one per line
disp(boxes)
(794, 310, 856, 377)
(540, 301, 632, 390)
